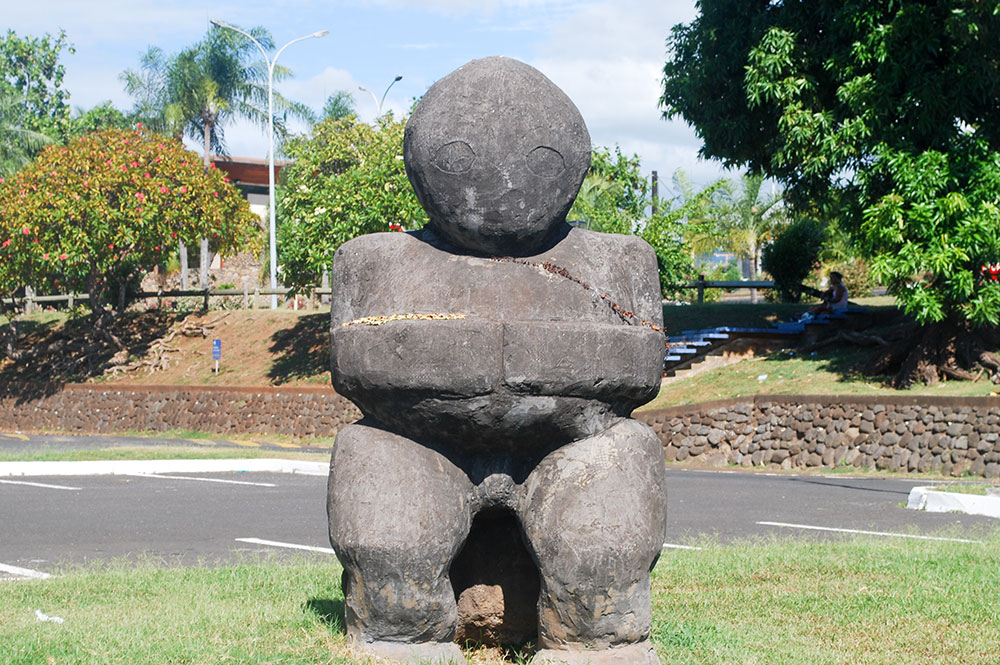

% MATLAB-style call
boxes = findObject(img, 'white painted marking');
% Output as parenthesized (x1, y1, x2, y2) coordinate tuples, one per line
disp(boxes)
(236, 538, 336, 555)
(0, 458, 327, 477)
(35, 609, 64, 623)
(128, 473, 276, 487)
(663, 543, 703, 551)
(0, 563, 52, 580)
(757, 521, 982, 544)
(0, 479, 81, 491)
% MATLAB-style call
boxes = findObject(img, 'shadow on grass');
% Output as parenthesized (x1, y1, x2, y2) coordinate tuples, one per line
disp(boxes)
(306, 597, 346, 634)
(0, 311, 185, 402)
(268, 313, 330, 385)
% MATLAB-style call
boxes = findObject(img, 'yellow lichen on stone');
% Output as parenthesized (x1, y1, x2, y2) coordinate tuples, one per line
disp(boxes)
(342, 313, 467, 327)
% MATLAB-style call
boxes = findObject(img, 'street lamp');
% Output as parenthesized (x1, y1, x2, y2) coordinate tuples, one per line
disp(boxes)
(210, 19, 328, 309)
(359, 75, 403, 117)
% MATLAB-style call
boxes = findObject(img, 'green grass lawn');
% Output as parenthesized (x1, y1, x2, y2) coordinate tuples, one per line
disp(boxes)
(2, 534, 997, 665)
(644, 345, 999, 410)
(661, 296, 897, 334)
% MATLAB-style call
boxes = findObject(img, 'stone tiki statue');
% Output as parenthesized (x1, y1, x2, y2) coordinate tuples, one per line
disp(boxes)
(327, 57, 667, 665)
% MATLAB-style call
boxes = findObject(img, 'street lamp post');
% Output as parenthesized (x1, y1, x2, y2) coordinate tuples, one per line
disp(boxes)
(359, 75, 403, 117)
(210, 19, 328, 309)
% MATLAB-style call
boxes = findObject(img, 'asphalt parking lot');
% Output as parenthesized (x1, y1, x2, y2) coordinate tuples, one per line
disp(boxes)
(2, 442, 996, 580)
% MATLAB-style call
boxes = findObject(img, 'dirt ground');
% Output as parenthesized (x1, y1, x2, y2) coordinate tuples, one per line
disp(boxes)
(0, 309, 331, 387)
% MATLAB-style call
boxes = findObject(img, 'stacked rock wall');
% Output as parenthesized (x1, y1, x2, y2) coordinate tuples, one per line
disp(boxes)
(634, 395, 1000, 479)
(0, 383, 360, 439)
(2, 384, 998, 478)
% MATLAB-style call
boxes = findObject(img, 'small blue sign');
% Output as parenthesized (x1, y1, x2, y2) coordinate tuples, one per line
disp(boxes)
(212, 339, 221, 360)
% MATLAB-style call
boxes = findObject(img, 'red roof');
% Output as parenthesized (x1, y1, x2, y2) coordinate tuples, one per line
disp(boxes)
(212, 156, 291, 186)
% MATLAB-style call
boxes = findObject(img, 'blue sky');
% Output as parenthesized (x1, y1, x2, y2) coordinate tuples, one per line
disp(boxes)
(6, 0, 733, 191)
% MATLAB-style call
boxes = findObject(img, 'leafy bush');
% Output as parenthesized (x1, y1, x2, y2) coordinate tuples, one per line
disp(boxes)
(761, 217, 825, 302)
(0, 128, 260, 319)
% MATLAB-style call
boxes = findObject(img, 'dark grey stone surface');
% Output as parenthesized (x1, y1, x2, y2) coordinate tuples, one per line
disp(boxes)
(404, 56, 591, 256)
(327, 56, 667, 664)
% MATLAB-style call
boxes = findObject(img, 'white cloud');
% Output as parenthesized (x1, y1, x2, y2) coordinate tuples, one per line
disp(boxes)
(526, 0, 727, 188)
(362, 0, 588, 15)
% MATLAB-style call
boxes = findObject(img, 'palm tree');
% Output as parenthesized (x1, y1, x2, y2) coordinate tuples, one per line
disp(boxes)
(690, 173, 785, 303)
(121, 25, 312, 287)
(0, 87, 53, 176)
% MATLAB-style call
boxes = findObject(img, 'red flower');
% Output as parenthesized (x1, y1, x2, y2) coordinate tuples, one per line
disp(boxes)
(137, 122, 143, 129)
(160, 186, 168, 193)
(21, 227, 30, 235)
(179, 186, 187, 193)
(59, 253, 67, 261)
(1, 240, 9, 248)
(42, 253, 49, 260)
(136, 192, 146, 202)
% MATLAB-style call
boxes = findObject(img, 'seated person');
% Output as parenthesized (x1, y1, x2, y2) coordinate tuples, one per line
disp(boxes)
(807, 271, 849, 316)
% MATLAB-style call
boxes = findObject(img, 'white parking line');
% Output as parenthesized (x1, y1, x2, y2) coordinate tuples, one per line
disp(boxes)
(663, 543, 703, 551)
(0, 563, 52, 580)
(0, 479, 81, 491)
(236, 537, 336, 555)
(128, 474, 276, 487)
(757, 521, 982, 544)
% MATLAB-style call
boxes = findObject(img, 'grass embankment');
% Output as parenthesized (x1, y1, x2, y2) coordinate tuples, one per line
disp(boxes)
(2, 534, 997, 665)
(3, 296, 997, 412)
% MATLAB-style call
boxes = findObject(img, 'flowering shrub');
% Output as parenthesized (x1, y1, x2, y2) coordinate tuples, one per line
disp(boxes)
(0, 128, 260, 317)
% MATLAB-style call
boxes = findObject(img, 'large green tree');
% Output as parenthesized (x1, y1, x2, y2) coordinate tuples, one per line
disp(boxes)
(0, 30, 73, 175)
(662, 0, 1000, 386)
(0, 87, 53, 177)
(0, 30, 73, 140)
(276, 113, 427, 293)
(0, 128, 260, 341)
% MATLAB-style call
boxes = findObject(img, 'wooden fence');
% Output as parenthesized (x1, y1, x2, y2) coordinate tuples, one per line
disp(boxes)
(5, 278, 783, 312)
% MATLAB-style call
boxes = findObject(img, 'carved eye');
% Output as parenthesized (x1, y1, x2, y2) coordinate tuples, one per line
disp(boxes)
(432, 141, 476, 174)
(526, 146, 565, 178)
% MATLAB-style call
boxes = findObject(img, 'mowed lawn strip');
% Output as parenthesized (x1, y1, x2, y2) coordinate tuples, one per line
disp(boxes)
(2, 535, 997, 665)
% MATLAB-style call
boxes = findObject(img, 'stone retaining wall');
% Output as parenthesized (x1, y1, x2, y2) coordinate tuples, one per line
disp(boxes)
(634, 394, 1000, 479)
(0, 383, 360, 439)
(2, 383, 998, 478)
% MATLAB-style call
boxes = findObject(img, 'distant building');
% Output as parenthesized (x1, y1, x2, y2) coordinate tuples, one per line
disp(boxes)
(212, 156, 291, 221)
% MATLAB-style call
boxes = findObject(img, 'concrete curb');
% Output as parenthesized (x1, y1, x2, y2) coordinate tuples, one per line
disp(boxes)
(906, 486, 1000, 519)
(0, 458, 329, 478)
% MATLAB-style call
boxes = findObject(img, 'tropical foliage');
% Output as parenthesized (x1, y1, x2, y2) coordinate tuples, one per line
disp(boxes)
(662, 0, 1000, 385)
(761, 217, 826, 303)
(0, 30, 74, 176)
(0, 29, 73, 140)
(661, 3, 1000, 317)
(0, 129, 260, 323)
(568, 146, 647, 234)
(276, 113, 426, 292)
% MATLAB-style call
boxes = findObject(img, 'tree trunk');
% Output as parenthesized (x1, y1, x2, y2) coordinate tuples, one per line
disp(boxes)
(2, 313, 20, 360)
(179, 240, 189, 289)
(749, 243, 759, 304)
(200, 237, 209, 288)
(116, 282, 128, 316)
(200, 118, 213, 289)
